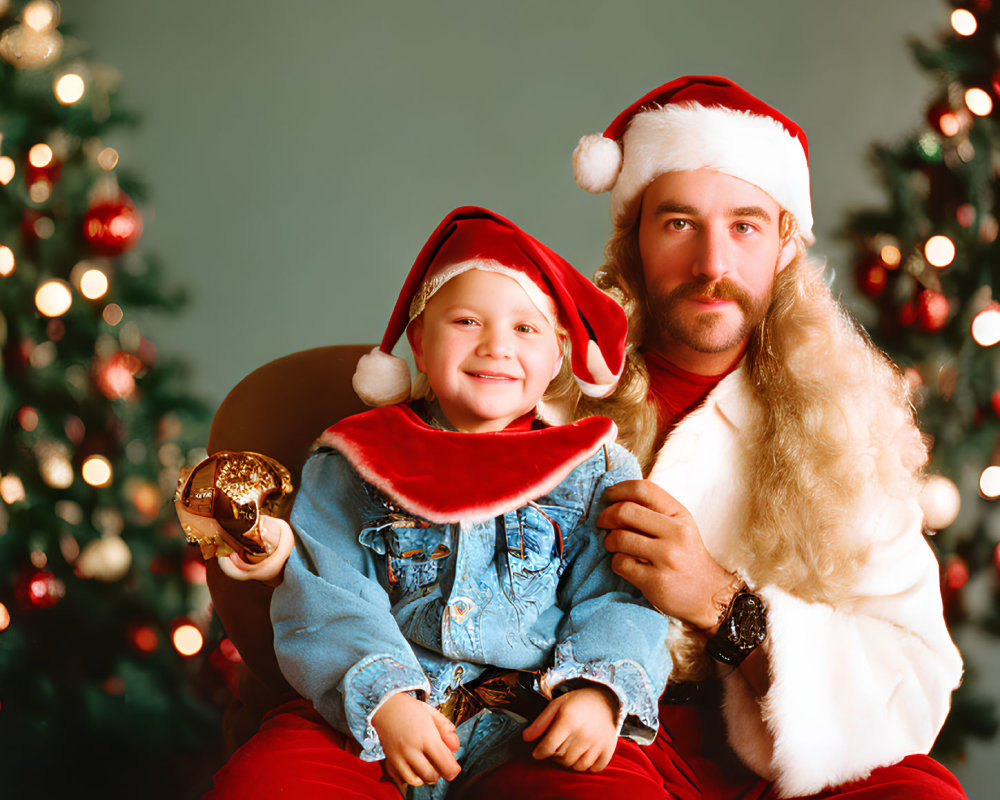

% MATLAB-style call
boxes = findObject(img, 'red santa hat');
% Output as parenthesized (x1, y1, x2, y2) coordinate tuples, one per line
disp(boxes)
(353, 206, 628, 406)
(573, 75, 814, 243)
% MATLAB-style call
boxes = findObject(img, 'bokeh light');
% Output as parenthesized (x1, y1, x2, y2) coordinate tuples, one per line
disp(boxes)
(54, 72, 85, 105)
(35, 279, 72, 316)
(82, 455, 113, 487)
(964, 87, 993, 117)
(97, 147, 119, 170)
(879, 244, 901, 267)
(79, 268, 109, 299)
(924, 235, 955, 268)
(938, 112, 961, 137)
(102, 303, 124, 325)
(980, 465, 1000, 499)
(0, 474, 26, 504)
(0, 156, 14, 185)
(951, 8, 977, 36)
(23, 0, 58, 32)
(27, 143, 53, 168)
(971, 304, 1000, 346)
(172, 623, 204, 657)
(0, 245, 14, 276)
(0, 602, 9, 632)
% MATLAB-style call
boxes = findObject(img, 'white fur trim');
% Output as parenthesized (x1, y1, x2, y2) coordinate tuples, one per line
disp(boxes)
(408, 259, 558, 326)
(573, 133, 623, 193)
(352, 347, 412, 407)
(611, 103, 814, 242)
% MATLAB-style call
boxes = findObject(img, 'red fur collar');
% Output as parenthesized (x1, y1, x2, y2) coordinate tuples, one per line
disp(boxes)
(318, 405, 616, 523)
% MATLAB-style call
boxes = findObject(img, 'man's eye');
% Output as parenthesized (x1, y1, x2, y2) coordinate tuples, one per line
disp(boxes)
(734, 222, 753, 234)
(668, 219, 690, 231)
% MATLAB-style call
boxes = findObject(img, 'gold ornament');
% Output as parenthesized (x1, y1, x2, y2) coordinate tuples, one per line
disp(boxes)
(174, 451, 293, 560)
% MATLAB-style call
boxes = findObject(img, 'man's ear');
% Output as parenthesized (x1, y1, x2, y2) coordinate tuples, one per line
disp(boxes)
(776, 238, 797, 273)
(406, 317, 426, 373)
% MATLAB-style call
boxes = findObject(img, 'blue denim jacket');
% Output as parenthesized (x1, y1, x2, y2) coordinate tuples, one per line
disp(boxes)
(271, 424, 671, 786)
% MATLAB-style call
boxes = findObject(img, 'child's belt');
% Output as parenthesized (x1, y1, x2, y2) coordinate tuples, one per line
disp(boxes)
(437, 668, 547, 727)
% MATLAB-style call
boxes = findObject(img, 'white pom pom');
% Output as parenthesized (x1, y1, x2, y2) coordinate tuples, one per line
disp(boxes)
(573, 133, 622, 193)
(352, 347, 412, 406)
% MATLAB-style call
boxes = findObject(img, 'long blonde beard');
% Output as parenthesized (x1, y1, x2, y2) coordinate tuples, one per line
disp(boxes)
(738, 258, 927, 603)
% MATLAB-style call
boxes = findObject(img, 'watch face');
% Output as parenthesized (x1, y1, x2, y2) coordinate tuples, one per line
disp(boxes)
(727, 591, 767, 649)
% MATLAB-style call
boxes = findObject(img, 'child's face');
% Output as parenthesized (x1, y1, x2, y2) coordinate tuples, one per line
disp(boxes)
(407, 269, 562, 433)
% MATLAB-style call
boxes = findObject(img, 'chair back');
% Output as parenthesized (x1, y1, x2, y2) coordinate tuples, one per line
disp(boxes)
(204, 344, 374, 704)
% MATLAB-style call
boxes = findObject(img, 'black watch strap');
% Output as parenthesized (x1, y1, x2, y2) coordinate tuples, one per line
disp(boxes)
(705, 587, 767, 666)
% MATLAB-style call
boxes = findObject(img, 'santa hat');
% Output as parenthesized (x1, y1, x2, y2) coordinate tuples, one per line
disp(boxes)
(573, 75, 814, 243)
(353, 206, 628, 406)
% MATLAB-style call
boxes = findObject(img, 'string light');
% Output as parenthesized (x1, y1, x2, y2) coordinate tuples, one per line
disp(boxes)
(22, 0, 58, 32)
(0, 474, 26, 504)
(35, 279, 72, 316)
(79, 268, 109, 299)
(0, 245, 14, 277)
(172, 622, 204, 657)
(27, 143, 53, 168)
(964, 87, 992, 117)
(879, 244, 901, 267)
(97, 147, 118, 170)
(981, 465, 1000, 499)
(924, 235, 955, 267)
(0, 156, 14, 185)
(971, 304, 1000, 347)
(102, 303, 124, 325)
(938, 112, 961, 137)
(54, 72, 85, 105)
(951, 8, 978, 36)
(81, 455, 113, 487)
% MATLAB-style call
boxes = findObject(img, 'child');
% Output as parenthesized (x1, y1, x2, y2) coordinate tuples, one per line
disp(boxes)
(214, 207, 671, 798)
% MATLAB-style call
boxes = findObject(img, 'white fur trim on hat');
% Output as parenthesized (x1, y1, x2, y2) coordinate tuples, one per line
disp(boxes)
(352, 347, 412, 407)
(610, 103, 814, 242)
(573, 133, 623, 194)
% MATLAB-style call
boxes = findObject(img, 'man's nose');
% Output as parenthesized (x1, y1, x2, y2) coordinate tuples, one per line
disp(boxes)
(693, 227, 730, 281)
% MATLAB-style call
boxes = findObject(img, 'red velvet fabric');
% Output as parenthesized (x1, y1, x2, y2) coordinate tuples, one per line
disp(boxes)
(318, 404, 615, 523)
(205, 698, 967, 799)
(205, 700, 399, 800)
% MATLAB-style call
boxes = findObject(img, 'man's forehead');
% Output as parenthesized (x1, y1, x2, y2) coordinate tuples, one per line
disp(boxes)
(642, 169, 781, 219)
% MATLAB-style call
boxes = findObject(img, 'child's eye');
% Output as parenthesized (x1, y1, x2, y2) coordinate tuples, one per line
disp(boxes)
(454, 318, 478, 326)
(515, 324, 537, 334)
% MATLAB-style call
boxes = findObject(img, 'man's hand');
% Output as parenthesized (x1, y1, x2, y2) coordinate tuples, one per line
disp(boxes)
(597, 479, 736, 632)
(372, 692, 461, 790)
(522, 685, 619, 772)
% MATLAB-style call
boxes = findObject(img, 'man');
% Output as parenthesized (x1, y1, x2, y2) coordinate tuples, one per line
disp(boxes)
(467, 76, 966, 798)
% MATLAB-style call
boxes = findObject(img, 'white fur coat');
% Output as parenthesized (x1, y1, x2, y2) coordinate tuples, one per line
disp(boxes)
(647, 367, 963, 797)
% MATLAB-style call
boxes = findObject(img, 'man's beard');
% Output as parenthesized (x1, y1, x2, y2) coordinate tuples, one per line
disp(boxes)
(645, 278, 771, 354)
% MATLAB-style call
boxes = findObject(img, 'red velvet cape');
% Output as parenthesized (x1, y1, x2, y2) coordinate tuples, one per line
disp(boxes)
(317, 405, 616, 524)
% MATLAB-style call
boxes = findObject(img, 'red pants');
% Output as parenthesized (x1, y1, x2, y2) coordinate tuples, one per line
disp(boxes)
(205, 699, 967, 799)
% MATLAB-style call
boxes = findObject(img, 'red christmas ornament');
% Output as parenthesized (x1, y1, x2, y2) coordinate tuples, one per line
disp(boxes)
(991, 390, 1000, 418)
(898, 299, 918, 327)
(941, 556, 969, 623)
(83, 195, 143, 255)
(916, 290, 949, 331)
(855, 257, 889, 298)
(15, 567, 66, 609)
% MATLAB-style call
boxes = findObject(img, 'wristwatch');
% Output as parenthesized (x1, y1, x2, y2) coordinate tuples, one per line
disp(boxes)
(705, 586, 767, 666)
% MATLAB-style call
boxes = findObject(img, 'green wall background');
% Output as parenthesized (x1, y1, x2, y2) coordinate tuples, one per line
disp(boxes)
(63, 2, 998, 793)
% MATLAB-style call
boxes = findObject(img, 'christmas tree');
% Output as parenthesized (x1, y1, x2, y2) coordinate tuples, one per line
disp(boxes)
(0, 1, 227, 794)
(844, 0, 1000, 759)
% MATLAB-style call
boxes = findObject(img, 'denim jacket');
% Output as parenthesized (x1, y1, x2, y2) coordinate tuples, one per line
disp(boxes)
(271, 411, 671, 780)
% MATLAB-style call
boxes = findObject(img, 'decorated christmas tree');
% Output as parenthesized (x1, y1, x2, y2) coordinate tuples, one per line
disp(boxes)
(0, 1, 227, 794)
(844, 0, 1000, 759)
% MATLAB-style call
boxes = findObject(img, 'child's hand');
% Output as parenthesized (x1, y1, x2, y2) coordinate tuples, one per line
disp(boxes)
(522, 684, 619, 772)
(372, 692, 461, 790)
(216, 515, 293, 586)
